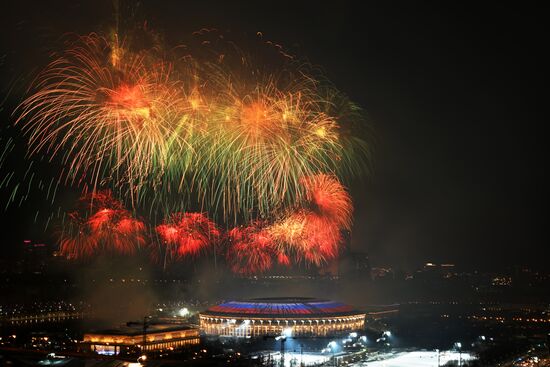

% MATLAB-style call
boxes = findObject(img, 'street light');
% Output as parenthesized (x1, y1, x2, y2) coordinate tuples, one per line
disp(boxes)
(275, 328, 292, 367)
(137, 354, 147, 366)
(142, 316, 151, 356)
(328, 341, 338, 367)
(455, 342, 462, 367)
(377, 331, 392, 349)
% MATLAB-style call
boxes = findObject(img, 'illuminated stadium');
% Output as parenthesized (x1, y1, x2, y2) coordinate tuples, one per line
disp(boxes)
(199, 297, 365, 337)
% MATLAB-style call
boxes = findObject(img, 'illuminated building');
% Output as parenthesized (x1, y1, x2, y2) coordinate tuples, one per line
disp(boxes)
(200, 297, 365, 337)
(82, 324, 199, 355)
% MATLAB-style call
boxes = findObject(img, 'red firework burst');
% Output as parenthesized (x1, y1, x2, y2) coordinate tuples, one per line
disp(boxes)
(156, 212, 220, 260)
(59, 212, 98, 260)
(226, 221, 275, 275)
(112, 217, 147, 254)
(266, 174, 351, 267)
(59, 191, 146, 259)
(269, 210, 342, 266)
(301, 174, 353, 229)
(300, 213, 342, 265)
(276, 251, 291, 266)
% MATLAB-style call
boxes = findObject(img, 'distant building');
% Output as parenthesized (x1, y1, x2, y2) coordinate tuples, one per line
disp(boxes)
(415, 262, 457, 280)
(82, 323, 199, 355)
(340, 251, 372, 281)
(371, 267, 394, 280)
(19, 239, 51, 274)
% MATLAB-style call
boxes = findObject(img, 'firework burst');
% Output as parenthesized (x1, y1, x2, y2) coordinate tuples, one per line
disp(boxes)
(59, 191, 146, 259)
(198, 58, 348, 220)
(267, 174, 352, 266)
(226, 221, 276, 275)
(155, 212, 220, 263)
(15, 34, 189, 201)
(301, 173, 353, 229)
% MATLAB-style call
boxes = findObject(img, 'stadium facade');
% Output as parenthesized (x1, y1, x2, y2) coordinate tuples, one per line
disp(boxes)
(199, 297, 365, 337)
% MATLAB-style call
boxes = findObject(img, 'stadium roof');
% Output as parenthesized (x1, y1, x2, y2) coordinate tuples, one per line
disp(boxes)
(201, 297, 363, 318)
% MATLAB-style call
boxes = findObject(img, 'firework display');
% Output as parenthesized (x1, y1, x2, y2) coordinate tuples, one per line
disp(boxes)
(4, 27, 371, 273)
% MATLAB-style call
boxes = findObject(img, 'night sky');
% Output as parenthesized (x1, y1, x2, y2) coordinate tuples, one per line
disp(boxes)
(0, 1, 544, 270)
